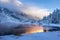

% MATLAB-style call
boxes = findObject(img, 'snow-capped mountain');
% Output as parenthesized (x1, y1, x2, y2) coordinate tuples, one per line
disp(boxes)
(41, 9, 60, 24)
(0, 7, 40, 28)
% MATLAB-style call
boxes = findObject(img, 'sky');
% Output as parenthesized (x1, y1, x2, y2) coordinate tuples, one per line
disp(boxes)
(20, 0, 60, 11)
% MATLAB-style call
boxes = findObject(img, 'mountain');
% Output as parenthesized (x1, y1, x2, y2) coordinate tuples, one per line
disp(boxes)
(0, 7, 40, 27)
(41, 9, 60, 24)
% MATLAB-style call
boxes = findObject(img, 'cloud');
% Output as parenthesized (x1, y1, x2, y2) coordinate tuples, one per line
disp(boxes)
(0, 0, 9, 3)
(0, 0, 22, 6)
(0, 0, 51, 19)
(0, 0, 23, 12)
(21, 6, 51, 19)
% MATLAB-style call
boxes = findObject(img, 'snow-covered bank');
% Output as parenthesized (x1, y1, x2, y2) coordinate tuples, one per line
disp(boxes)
(0, 31, 60, 40)
(42, 23, 60, 27)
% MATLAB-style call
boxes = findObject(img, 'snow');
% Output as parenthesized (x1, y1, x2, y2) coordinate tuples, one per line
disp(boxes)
(0, 31, 60, 40)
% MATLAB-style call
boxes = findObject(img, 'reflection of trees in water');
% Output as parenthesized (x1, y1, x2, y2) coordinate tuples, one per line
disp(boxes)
(0, 24, 44, 36)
